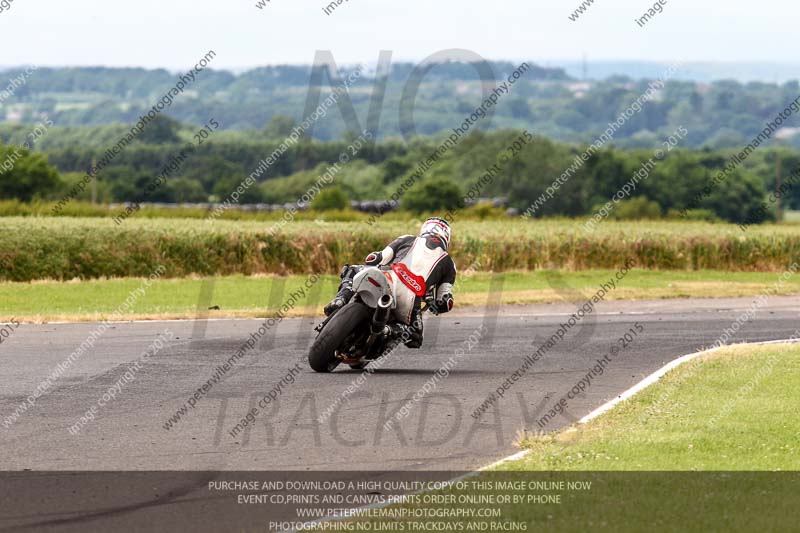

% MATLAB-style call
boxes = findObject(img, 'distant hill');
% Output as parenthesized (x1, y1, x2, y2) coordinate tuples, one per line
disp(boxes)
(552, 60, 800, 84)
(2, 61, 800, 149)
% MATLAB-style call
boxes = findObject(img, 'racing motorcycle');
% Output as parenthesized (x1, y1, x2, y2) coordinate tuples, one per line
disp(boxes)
(308, 265, 432, 373)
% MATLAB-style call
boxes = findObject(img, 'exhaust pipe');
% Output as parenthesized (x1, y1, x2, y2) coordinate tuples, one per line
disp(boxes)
(371, 294, 393, 334)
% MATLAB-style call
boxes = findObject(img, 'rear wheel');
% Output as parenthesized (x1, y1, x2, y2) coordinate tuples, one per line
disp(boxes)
(308, 302, 370, 373)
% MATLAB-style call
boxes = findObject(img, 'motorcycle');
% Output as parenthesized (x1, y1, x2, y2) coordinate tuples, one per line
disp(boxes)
(308, 265, 432, 373)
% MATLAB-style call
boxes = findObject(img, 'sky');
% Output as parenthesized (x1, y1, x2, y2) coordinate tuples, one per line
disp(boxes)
(0, 0, 797, 70)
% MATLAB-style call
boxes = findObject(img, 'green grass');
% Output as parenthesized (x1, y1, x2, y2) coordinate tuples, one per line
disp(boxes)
(783, 209, 800, 223)
(0, 274, 342, 321)
(0, 200, 374, 222)
(343, 344, 800, 532)
(1, 217, 800, 281)
(512, 343, 800, 470)
(2, 269, 799, 322)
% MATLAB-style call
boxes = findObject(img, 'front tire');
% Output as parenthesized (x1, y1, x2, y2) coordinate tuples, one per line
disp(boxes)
(308, 302, 370, 373)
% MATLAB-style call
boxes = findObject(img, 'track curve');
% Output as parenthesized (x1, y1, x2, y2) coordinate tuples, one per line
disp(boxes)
(1, 296, 799, 472)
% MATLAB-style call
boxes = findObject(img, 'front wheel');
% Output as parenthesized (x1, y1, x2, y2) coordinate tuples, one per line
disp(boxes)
(308, 301, 370, 373)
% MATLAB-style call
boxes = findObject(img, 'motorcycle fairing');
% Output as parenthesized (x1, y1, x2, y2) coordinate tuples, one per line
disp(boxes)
(352, 267, 395, 308)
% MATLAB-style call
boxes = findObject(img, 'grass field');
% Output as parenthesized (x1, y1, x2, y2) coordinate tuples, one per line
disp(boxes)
(343, 343, 800, 532)
(2, 217, 800, 281)
(511, 342, 800, 470)
(2, 269, 800, 322)
(5, 201, 800, 225)
(784, 209, 800, 223)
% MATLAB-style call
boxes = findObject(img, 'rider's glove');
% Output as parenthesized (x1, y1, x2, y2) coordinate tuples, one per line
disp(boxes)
(433, 294, 454, 314)
(364, 251, 383, 266)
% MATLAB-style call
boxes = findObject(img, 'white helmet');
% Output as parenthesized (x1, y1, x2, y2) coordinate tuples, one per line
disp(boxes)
(419, 217, 451, 250)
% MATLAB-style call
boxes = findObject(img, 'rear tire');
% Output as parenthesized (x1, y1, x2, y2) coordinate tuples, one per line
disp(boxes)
(308, 302, 370, 373)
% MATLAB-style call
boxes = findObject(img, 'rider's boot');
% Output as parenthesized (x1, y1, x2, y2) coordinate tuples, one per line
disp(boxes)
(324, 265, 358, 316)
(380, 323, 410, 354)
(324, 286, 353, 316)
(404, 307, 424, 349)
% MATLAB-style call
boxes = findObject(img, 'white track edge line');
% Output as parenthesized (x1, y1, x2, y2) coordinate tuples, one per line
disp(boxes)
(293, 337, 800, 532)
(578, 338, 800, 424)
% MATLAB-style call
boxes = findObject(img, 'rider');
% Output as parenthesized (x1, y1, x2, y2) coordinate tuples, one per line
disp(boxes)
(323, 217, 457, 348)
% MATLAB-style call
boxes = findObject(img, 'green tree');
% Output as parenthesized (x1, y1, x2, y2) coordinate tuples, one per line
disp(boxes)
(137, 115, 181, 144)
(508, 98, 532, 119)
(707, 171, 772, 224)
(402, 177, 464, 213)
(311, 186, 349, 211)
(611, 196, 662, 219)
(264, 115, 296, 139)
(169, 177, 208, 203)
(213, 176, 263, 204)
(0, 145, 62, 201)
(381, 157, 412, 184)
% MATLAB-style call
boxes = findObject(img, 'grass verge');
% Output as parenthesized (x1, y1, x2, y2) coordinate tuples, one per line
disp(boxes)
(512, 343, 800, 470)
(2, 270, 799, 322)
(341, 343, 800, 532)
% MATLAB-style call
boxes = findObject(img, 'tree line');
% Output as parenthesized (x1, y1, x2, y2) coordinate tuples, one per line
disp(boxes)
(0, 115, 796, 224)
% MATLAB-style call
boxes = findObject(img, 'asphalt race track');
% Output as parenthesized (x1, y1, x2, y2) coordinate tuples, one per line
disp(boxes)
(2, 295, 799, 531)
(2, 296, 799, 473)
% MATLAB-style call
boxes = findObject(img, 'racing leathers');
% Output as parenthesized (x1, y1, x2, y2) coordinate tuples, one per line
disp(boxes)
(325, 234, 457, 349)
